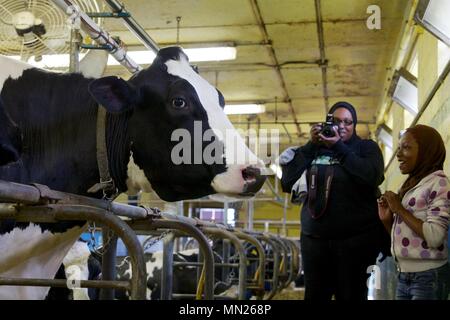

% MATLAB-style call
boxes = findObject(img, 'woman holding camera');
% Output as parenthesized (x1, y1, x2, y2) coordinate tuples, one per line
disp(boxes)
(281, 101, 389, 300)
(378, 125, 449, 300)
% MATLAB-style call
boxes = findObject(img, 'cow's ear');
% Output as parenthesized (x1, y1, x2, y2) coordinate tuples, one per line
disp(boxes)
(88, 76, 137, 114)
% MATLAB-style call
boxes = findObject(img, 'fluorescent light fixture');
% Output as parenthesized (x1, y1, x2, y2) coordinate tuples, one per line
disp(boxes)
(185, 46, 236, 62)
(10, 54, 80, 69)
(224, 104, 266, 115)
(107, 50, 156, 66)
(388, 68, 418, 115)
(415, 0, 450, 46)
(376, 124, 393, 149)
(10, 46, 236, 69)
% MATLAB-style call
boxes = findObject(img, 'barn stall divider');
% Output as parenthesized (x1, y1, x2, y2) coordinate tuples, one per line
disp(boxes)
(0, 179, 299, 300)
(0, 179, 218, 300)
(0, 180, 147, 300)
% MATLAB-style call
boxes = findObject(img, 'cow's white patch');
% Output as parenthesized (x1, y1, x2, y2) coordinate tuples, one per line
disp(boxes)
(0, 55, 34, 90)
(165, 55, 264, 194)
(126, 154, 153, 194)
(0, 223, 85, 299)
(211, 164, 247, 194)
(63, 240, 91, 300)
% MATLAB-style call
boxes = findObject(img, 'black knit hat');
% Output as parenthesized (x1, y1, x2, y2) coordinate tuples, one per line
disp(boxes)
(328, 101, 357, 129)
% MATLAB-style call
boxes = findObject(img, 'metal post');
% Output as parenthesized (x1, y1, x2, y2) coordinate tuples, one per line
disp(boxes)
(69, 29, 81, 72)
(282, 193, 288, 237)
(248, 200, 254, 231)
(201, 227, 247, 300)
(234, 230, 266, 300)
(99, 228, 118, 300)
(161, 232, 175, 300)
(188, 202, 193, 219)
(52, 0, 142, 73)
(222, 202, 230, 282)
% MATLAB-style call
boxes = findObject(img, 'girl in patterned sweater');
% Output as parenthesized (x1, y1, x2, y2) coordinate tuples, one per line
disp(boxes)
(378, 124, 449, 300)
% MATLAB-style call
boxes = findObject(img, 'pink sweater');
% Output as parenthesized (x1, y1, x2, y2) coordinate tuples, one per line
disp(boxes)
(391, 170, 450, 272)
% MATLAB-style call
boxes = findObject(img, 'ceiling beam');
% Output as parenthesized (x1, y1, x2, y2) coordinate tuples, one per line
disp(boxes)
(314, 0, 330, 115)
(249, 0, 302, 137)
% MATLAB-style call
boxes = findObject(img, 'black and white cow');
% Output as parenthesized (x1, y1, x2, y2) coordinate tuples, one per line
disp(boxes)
(0, 47, 266, 299)
(114, 248, 230, 300)
(0, 96, 21, 166)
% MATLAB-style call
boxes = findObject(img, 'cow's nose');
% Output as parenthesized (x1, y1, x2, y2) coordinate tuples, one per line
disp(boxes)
(240, 166, 266, 196)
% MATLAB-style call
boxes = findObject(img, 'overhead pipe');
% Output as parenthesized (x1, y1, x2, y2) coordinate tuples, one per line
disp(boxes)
(104, 0, 160, 53)
(52, 0, 142, 73)
(249, 0, 302, 137)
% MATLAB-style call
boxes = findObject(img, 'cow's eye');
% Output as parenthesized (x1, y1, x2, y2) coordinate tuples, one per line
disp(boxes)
(172, 98, 186, 109)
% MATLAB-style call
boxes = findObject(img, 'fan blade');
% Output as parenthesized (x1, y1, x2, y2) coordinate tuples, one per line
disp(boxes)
(35, 35, 59, 55)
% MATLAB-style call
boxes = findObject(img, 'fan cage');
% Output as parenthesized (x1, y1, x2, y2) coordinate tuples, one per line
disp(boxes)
(0, 0, 102, 63)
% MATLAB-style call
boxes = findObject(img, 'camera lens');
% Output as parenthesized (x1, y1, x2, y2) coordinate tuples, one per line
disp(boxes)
(321, 124, 335, 137)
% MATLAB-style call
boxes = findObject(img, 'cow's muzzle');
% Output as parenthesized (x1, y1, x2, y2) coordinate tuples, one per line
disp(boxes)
(240, 166, 266, 196)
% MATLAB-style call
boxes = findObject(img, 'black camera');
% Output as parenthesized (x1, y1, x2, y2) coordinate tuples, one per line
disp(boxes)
(320, 113, 336, 138)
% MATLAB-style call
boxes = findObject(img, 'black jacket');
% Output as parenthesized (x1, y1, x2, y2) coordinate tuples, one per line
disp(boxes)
(281, 135, 386, 239)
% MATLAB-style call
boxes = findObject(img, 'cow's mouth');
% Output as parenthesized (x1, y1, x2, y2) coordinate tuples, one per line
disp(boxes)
(240, 166, 266, 196)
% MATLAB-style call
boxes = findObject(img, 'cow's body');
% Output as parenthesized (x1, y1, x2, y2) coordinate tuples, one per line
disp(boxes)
(0, 96, 21, 166)
(0, 47, 265, 299)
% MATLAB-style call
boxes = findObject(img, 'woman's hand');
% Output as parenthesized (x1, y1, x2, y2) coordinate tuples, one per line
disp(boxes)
(377, 196, 393, 222)
(383, 191, 404, 213)
(318, 126, 341, 148)
(378, 195, 394, 233)
(310, 124, 323, 145)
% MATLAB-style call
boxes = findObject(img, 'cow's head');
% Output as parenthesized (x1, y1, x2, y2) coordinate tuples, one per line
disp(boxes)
(0, 97, 22, 166)
(89, 47, 266, 201)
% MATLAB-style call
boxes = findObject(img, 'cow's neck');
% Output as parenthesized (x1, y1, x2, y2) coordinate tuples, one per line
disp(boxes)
(105, 111, 133, 194)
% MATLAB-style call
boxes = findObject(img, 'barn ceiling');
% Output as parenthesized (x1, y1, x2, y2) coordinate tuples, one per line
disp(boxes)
(99, 0, 409, 152)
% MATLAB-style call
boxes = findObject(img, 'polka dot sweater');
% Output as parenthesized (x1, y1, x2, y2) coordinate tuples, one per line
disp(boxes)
(392, 170, 450, 272)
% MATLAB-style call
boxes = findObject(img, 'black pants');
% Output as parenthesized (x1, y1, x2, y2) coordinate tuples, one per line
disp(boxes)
(300, 229, 382, 300)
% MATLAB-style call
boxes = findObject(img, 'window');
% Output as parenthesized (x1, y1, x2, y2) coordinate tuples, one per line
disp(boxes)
(438, 40, 450, 76)
(197, 208, 236, 227)
(388, 68, 418, 115)
(376, 124, 393, 167)
(376, 125, 393, 150)
(415, 0, 450, 46)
